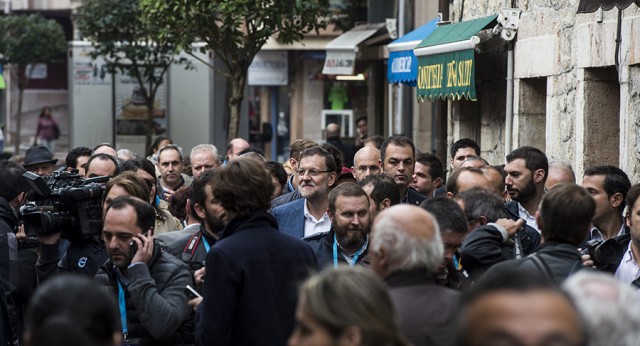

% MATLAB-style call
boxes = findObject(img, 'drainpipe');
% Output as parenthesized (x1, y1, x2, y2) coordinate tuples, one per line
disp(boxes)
(395, 0, 406, 134)
(388, 84, 393, 135)
(614, 8, 622, 75)
(505, 43, 514, 154)
(498, 8, 521, 156)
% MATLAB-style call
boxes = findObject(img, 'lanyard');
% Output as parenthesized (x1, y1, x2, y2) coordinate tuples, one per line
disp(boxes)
(332, 233, 364, 268)
(117, 276, 128, 339)
(202, 236, 211, 253)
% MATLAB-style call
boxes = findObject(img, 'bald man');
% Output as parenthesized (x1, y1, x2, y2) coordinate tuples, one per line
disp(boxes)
(546, 160, 575, 190)
(371, 205, 460, 346)
(481, 166, 508, 200)
(225, 138, 250, 163)
(351, 146, 381, 182)
(445, 167, 491, 198)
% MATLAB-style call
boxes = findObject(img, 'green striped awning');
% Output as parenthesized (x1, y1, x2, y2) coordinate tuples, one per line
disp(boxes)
(414, 15, 498, 101)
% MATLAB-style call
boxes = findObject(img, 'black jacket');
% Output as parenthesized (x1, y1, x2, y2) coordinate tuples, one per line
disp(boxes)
(596, 233, 631, 274)
(196, 210, 317, 346)
(0, 197, 19, 344)
(95, 243, 194, 345)
(484, 241, 584, 284)
(36, 235, 107, 283)
(303, 229, 370, 269)
(404, 189, 426, 206)
(460, 221, 540, 280)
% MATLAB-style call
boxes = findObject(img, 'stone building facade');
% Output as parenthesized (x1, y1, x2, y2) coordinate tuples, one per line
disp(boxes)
(446, 0, 640, 181)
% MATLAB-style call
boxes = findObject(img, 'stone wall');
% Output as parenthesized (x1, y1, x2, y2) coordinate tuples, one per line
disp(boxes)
(455, 0, 640, 181)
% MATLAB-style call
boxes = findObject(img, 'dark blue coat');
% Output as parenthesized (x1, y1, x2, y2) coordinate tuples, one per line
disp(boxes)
(196, 210, 318, 346)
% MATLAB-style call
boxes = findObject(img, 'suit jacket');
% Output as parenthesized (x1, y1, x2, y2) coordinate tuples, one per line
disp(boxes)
(404, 189, 426, 206)
(271, 199, 305, 238)
(271, 190, 302, 209)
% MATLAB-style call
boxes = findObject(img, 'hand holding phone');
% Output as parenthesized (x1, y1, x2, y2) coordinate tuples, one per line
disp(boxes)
(129, 240, 138, 260)
(185, 285, 202, 299)
(130, 230, 154, 265)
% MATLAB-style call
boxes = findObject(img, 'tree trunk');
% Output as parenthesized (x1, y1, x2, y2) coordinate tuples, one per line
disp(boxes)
(14, 65, 27, 153)
(146, 96, 154, 153)
(14, 87, 23, 153)
(227, 70, 246, 140)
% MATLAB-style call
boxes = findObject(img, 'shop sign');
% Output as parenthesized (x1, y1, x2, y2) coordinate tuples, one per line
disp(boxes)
(417, 49, 476, 101)
(248, 51, 288, 86)
(322, 51, 356, 75)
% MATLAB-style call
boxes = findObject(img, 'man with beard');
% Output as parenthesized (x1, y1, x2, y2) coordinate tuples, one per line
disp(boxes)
(380, 135, 425, 205)
(166, 170, 224, 291)
(303, 183, 371, 268)
(96, 196, 193, 344)
(272, 146, 337, 238)
(504, 146, 548, 232)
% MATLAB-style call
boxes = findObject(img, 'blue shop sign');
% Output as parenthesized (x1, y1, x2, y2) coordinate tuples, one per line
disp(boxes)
(387, 17, 439, 86)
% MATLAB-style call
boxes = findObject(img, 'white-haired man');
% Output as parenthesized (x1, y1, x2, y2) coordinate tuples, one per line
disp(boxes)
(371, 204, 460, 346)
(190, 144, 220, 179)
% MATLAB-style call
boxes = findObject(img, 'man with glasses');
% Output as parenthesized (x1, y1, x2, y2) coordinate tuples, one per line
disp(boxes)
(271, 146, 337, 238)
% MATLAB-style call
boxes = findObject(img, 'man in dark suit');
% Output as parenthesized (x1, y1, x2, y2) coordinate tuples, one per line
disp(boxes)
(370, 204, 460, 346)
(196, 158, 317, 346)
(379, 135, 426, 205)
(271, 146, 337, 238)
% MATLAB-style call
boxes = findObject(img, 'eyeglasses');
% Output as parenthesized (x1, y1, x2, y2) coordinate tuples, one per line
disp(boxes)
(296, 169, 331, 177)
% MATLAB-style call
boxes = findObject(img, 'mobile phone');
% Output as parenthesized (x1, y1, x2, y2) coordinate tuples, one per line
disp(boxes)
(129, 240, 138, 259)
(185, 285, 202, 299)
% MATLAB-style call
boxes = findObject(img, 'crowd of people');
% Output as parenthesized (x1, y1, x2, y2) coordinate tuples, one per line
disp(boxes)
(0, 125, 639, 346)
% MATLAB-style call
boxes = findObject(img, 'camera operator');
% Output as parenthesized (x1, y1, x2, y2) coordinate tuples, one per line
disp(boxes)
(0, 160, 31, 344)
(33, 157, 118, 283)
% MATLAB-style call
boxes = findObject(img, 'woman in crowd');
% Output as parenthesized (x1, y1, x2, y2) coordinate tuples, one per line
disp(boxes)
(289, 267, 408, 346)
(146, 136, 172, 165)
(35, 106, 59, 154)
